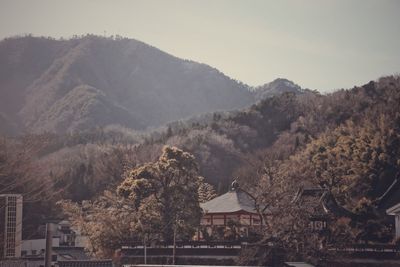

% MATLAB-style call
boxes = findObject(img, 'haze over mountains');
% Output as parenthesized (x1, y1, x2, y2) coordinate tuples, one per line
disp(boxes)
(0, 35, 303, 135)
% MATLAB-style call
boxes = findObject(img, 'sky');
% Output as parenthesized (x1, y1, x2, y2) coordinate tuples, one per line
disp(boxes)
(0, 0, 399, 92)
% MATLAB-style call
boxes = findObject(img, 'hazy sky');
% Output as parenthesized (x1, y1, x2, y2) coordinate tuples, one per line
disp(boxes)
(0, 0, 399, 92)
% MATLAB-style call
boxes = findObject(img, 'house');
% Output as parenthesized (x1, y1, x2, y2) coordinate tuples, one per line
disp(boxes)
(199, 181, 264, 240)
(16, 246, 110, 267)
(386, 203, 400, 240)
(21, 220, 88, 257)
(20, 220, 91, 267)
(379, 177, 400, 240)
(379, 179, 400, 240)
(378, 177, 400, 210)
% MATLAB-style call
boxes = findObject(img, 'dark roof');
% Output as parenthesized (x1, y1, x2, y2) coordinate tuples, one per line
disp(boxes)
(293, 186, 356, 219)
(378, 177, 400, 210)
(293, 187, 329, 217)
(53, 247, 90, 261)
(293, 187, 327, 202)
(201, 188, 257, 214)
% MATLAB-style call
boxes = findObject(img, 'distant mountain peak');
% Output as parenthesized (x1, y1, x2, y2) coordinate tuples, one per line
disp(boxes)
(253, 78, 303, 101)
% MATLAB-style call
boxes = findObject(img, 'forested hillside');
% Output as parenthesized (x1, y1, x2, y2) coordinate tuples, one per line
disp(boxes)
(2, 76, 400, 241)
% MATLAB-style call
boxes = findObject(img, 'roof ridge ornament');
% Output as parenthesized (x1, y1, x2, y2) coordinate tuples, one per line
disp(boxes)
(231, 179, 239, 191)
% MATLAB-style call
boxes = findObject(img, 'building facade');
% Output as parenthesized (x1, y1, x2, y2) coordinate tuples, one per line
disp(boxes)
(0, 194, 23, 259)
(20, 220, 91, 267)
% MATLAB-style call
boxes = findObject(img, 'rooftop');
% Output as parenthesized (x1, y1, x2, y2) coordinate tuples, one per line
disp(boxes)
(201, 181, 258, 214)
(378, 176, 400, 210)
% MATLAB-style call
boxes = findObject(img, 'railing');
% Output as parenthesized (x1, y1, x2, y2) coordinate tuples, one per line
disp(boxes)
(121, 241, 245, 249)
(123, 241, 400, 253)
(334, 243, 400, 253)
(58, 260, 113, 267)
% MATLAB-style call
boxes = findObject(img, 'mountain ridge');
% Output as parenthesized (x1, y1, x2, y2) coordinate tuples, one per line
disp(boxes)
(0, 35, 304, 135)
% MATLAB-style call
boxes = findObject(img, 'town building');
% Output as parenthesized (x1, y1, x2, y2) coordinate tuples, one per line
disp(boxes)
(21, 220, 88, 257)
(379, 176, 400, 240)
(386, 203, 400, 239)
(0, 194, 23, 259)
(20, 220, 91, 267)
(199, 181, 264, 240)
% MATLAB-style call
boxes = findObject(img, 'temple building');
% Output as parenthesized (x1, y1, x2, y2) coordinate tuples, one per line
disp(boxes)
(199, 181, 264, 240)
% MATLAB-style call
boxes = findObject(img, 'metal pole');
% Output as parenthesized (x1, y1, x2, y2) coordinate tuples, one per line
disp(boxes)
(172, 222, 176, 265)
(144, 235, 147, 264)
(44, 223, 53, 267)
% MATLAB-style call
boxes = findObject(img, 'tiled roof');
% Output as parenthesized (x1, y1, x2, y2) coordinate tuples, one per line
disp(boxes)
(293, 186, 358, 219)
(201, 188, 257, 214)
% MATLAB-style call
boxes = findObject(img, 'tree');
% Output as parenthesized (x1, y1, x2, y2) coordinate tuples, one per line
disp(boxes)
(59, 191, 137, 258)
(197, 177, 217, 203)
(60, 146, 206, 257)
(117, 146, 203, 242)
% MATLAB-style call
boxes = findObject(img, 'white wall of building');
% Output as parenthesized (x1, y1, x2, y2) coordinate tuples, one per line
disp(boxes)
(21, 238, 60, 256)
(22, 220, 88, 256)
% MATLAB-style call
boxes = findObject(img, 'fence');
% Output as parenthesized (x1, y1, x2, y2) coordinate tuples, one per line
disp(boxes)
(57, 260, 113, 267)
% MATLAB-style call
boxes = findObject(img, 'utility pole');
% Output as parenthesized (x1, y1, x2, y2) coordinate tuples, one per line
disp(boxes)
(172, 222, 176, 265)
(44, 223, 53, 267)
(172, 217, 183, 265)
(144, 234, 147, 264)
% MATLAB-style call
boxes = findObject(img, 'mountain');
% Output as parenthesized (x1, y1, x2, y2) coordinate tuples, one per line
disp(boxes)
(0, 35, 256, 134)
(253, 78, 304, 101)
